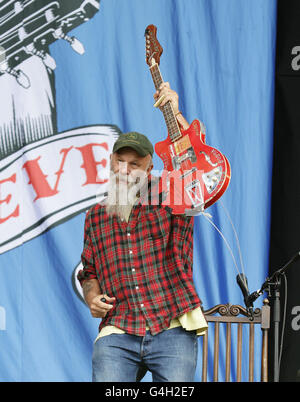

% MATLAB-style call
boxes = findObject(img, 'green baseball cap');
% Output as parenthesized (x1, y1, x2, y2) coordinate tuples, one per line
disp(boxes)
(113, 132, 154, 157)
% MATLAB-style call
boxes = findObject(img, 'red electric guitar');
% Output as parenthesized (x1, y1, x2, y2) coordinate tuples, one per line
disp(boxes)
(145, 25, 231, 214)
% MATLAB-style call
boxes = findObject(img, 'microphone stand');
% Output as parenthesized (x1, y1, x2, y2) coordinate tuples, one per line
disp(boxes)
(245, 251, 300, 382)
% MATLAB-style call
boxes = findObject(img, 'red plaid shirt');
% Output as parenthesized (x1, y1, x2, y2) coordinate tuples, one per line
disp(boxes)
(78, 177, 202, 336)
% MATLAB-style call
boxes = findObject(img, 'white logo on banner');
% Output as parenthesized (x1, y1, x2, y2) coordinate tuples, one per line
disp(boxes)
(291, 46, 300, 71)
(291, 306, 300, 331)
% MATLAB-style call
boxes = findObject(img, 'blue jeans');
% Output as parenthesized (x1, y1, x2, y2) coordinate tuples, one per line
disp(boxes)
(92, 326, 198, 382)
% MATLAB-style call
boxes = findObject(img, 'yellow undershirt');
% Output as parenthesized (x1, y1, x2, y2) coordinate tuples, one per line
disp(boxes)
(94, 307, 208, 343)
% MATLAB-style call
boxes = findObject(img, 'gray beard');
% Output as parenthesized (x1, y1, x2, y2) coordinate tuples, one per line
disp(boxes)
(105, 170, 147, 221)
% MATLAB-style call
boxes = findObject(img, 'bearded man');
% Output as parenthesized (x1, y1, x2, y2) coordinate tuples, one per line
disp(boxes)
(77, 83, 207, 382)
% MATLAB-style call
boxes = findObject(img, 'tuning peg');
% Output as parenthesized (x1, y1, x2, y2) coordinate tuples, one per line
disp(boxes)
(15, 69, 31, 88)
(25, 44, 56, 70)
(69, 37, 85, 55)
(53, 29, 85, 55)
(0, 63, 30, 88)
(41, 52, 57, 69)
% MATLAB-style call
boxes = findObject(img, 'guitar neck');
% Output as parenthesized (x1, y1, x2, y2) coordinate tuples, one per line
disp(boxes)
(150, 63, 182, 142)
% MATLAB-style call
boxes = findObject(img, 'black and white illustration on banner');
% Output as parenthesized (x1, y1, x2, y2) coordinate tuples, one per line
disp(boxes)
(0, 0, 120, 263)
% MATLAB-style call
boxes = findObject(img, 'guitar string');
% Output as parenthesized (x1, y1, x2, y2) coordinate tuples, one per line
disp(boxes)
(199, 205, 250, 294)
(151, 65, 181, 141)
(219, 199, 246, 279)
(200, 211, 244, 283)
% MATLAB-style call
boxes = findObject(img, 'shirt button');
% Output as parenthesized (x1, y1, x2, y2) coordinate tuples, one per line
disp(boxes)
(140, 304, 144, 308)
(127, 232, 131, 236)
(132, 268, 135, 272)
(129, 250, 133, 254)
(135, 286, 139, 290)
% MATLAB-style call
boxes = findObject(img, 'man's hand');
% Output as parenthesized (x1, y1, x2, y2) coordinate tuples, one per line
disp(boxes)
(89, 294, 116, 318)
(153, 82, 189, 130)
(82, 278, 116, 318)
(154, 82, 179, 113)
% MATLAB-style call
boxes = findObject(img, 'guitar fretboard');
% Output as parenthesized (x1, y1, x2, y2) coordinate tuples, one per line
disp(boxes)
(150, 63, 182, 142)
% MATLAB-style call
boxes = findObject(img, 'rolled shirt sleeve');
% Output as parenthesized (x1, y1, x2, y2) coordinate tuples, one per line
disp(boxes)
(77, 210, 98, 286)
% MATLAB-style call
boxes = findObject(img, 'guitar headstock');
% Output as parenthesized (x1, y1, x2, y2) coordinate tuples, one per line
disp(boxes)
(0, 0, 100, 86)
(145, 25, 163, 67)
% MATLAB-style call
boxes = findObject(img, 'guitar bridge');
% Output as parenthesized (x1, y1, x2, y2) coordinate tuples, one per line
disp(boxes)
(171, 147, 197, 170)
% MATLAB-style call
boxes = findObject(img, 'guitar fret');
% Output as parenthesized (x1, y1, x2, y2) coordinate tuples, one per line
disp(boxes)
(150, 64, 182, 142)
(150, 65, 163, 90)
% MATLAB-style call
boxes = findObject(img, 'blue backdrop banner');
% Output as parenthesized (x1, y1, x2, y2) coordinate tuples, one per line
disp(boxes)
(0, 0, 277, 381)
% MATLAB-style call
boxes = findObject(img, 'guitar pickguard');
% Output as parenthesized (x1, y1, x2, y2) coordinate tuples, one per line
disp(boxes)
(199, 151, 218, 167)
